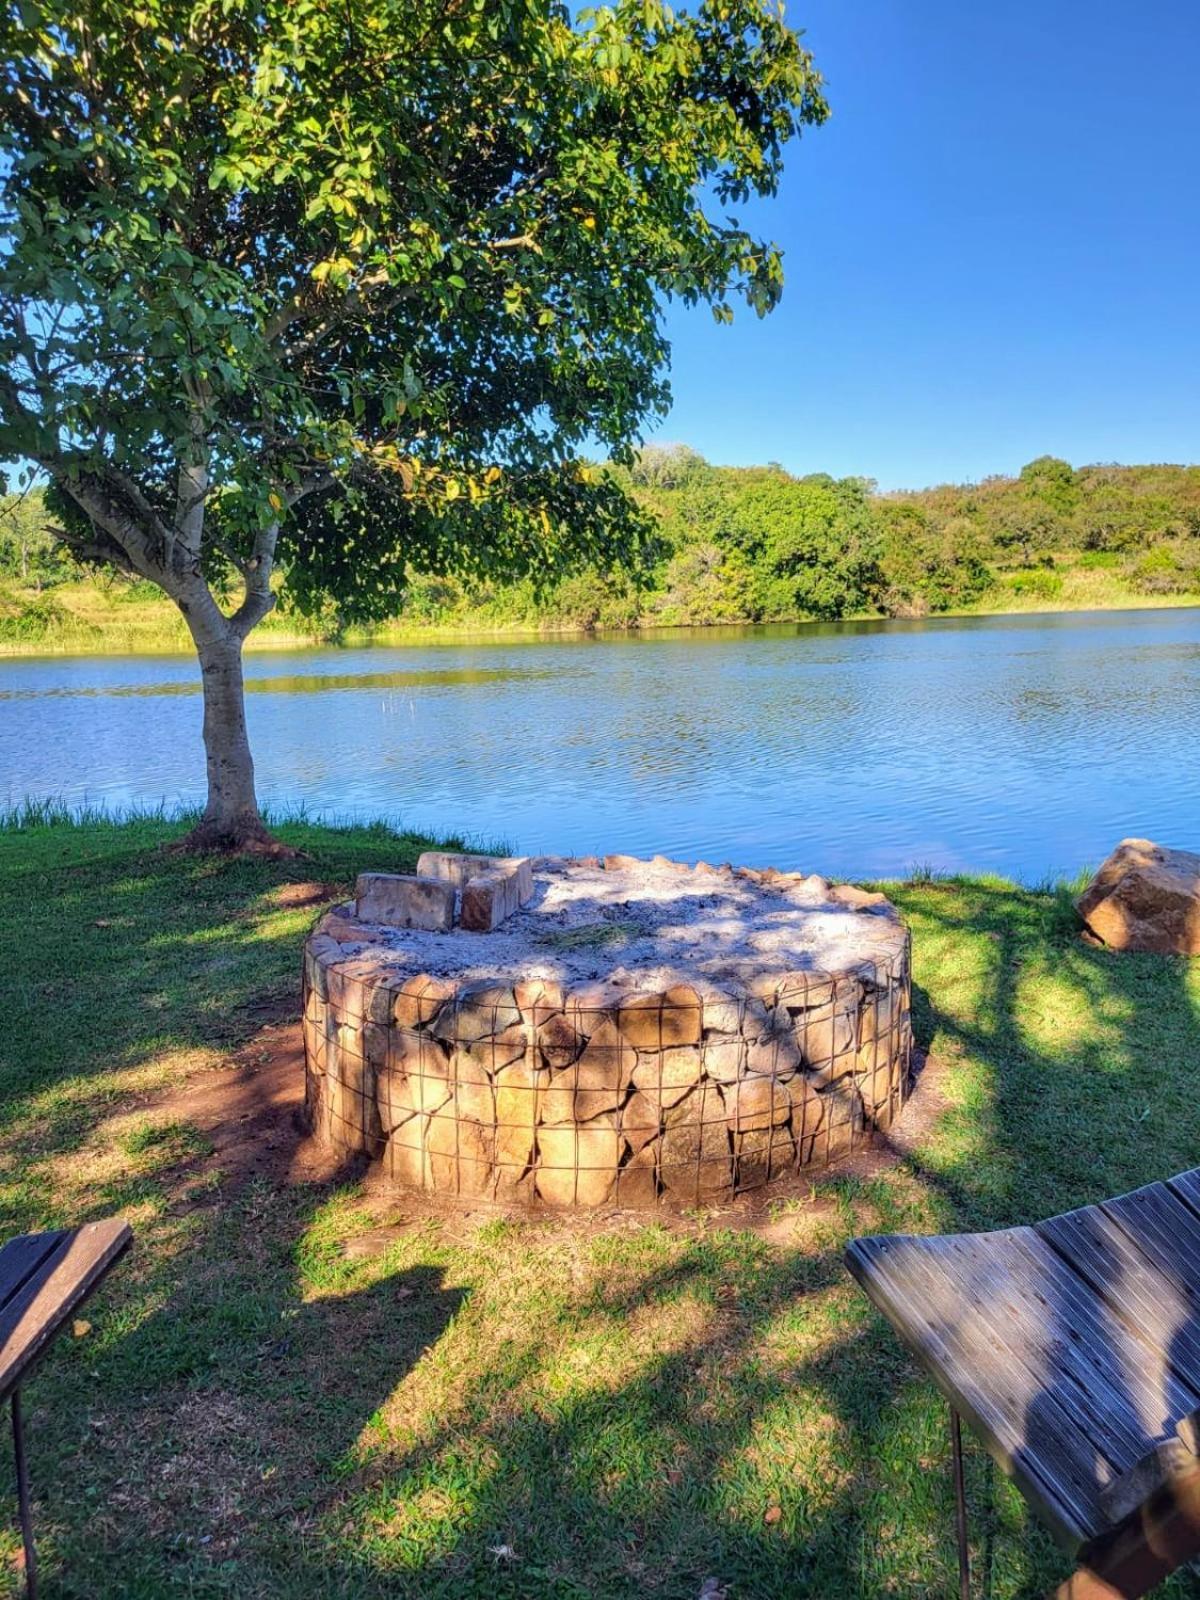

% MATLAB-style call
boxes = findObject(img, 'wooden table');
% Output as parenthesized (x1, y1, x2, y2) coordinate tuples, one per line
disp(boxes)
(1, 1219, 132, 1598)
(845, 1170, 1200, 1598)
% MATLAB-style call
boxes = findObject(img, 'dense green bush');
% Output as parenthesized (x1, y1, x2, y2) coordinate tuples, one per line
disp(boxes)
(1125, 541, 1200, 595)
(1006, 568, 1064, 601)
(609, 451, 1200, 626)
(872, 506, 993, 615)
(542, 569, 645, 631)
(110, 578, 167, 604)
(0, 593, 71, 642)
(656, 542, 755, 625)
(1076, 550, 1121, 570)
(398, 573, 466, 625)
(9, 450, 1200, 637)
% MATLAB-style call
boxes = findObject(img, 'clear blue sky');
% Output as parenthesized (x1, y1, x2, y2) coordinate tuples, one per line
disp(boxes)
(651, 0, 1200, 489)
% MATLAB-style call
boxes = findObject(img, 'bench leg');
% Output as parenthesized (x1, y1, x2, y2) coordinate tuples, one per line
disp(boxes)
(11, 1390, 38, 1600)
(951, 1406, 970, 1600)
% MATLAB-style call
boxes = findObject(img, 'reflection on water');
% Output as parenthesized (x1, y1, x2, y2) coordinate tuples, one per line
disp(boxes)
(1, 608, 1198, 882)
(0, 664, 569, 700)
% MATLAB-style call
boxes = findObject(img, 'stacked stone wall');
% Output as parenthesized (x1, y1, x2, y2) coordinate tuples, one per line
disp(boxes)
(303, 912, 911, 1207)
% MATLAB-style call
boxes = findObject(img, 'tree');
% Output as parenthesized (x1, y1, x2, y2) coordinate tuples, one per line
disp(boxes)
(627, 442, 710, 492)
(0, 0, 826, 849)
(1018, 455, 1077, 519)
(989, 496, 1063, 565)
(872, 502, 992, 615)
(726, 473, 878, 620)
(1071, 471, 1142, 552)
(0, 485, 68, 586)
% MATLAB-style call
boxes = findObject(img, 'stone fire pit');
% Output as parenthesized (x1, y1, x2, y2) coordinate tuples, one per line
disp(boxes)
(302, 852, 912, 1207)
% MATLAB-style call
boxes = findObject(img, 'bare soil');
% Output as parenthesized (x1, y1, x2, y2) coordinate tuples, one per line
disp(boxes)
(133, 992, 946, 1241)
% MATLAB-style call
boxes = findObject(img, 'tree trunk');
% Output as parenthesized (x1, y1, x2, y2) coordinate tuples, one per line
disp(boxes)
(179, 622, 289, 853)
(47, 460, 294, 854)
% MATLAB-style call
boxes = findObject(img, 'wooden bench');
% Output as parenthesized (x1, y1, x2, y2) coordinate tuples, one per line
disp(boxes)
(845, 1170, 1200, 1599)
(1, 1219, 132, 1598)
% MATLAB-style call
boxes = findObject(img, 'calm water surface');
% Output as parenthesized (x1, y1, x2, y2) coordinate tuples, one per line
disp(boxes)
(1, 608, 1197, 881)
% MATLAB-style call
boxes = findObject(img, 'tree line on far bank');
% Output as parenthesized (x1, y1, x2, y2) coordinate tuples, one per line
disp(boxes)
(5, 446, 1200, 641)
(361, 446, 1200, 630)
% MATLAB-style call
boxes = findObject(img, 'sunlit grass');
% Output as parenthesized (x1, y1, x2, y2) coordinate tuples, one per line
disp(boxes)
(0, 821, 1197, 1595)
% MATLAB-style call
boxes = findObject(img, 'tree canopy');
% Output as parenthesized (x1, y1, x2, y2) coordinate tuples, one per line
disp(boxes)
(0, 0, 827, 842)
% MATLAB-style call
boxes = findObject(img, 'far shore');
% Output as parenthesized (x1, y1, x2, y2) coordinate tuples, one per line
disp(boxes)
(1, 585, 1198, 660)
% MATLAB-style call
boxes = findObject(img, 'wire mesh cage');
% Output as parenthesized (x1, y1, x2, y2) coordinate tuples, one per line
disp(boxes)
(303, 926, 912, 1208)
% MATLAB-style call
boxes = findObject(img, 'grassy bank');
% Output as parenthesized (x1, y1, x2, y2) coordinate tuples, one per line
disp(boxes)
(7, 453, 1200, 655)
(2, 816, 1199, 1596)
(0, 577, 321, 657)
(1, 562, 1197, 658)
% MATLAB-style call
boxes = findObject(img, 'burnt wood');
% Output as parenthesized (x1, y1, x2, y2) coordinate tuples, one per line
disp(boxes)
(845, 1169, 1200, 1596)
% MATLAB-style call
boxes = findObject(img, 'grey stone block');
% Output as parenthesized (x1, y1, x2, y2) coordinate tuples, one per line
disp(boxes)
(417, 850, 535, 909)
(355, 872, 455, 931)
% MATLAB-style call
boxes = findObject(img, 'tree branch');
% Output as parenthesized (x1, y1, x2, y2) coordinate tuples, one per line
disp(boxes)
(229, 519, 279, 637)
(172, 397, 211, 563)
(484, 233, 542, 253)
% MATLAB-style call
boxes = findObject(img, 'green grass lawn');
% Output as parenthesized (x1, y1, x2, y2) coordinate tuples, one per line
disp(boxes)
(1, 816, 1199, 1597)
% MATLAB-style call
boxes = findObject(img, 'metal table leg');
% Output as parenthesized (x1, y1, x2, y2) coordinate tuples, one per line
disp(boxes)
(11, 1390, 37, 1600)
(951, 1405, 970, 1600)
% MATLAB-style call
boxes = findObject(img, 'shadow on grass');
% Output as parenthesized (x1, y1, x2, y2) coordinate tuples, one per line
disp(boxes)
(2, 831, 1199, 1597)
(862, 877, 1200, 1600)
(886, 876, 1200, 1228)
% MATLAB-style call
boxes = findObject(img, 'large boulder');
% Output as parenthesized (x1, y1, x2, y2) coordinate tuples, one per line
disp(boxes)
(1077, 840, 1200, 955)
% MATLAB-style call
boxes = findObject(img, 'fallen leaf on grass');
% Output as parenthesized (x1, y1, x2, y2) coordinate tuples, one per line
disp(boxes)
(72, 1319, 92, 1338)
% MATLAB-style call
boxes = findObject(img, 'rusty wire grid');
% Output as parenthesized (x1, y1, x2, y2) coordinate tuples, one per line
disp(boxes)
(303, 943, 912, 1208)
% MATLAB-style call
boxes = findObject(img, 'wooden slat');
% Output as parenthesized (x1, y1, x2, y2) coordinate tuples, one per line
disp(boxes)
(1038, 1204, 1200, 1416)
(977, 1230, 1200, 1452)
(848, 1217, 1200, 1546)
(932, 1233, 1159, 1475)
(0, 1231, 67, 1313)
(1163, 1168, 1200, 1220)
(847, 1237, 1095, 1539)
(1102, 1180, 1200, 1298)
(847, 1233, 1105, 1542)
(846, 1166, 1200, 1567)
(0, 1219, 132, 1403)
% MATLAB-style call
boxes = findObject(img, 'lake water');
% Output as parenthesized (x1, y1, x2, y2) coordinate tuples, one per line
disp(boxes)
(1, 607, 1197, 882)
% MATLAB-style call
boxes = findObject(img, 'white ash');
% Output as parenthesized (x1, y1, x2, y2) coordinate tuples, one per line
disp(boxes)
(328, 856, 907, 995)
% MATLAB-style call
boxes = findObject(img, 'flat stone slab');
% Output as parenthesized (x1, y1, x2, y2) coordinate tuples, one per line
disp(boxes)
(355, 873, 455, 932)
(1077, 838, 1200, 955)
(461, 866, 521, 932)
(304, 853, 913, 1207)
(360, 856, 535, 934)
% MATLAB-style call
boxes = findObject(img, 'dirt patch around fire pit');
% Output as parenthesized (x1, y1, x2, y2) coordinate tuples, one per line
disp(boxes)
(126, 1010, 942, 1242)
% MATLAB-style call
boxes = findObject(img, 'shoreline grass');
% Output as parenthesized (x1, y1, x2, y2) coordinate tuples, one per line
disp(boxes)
(1, 570, 1198, 660)
(1, 817, 1198, 1596)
